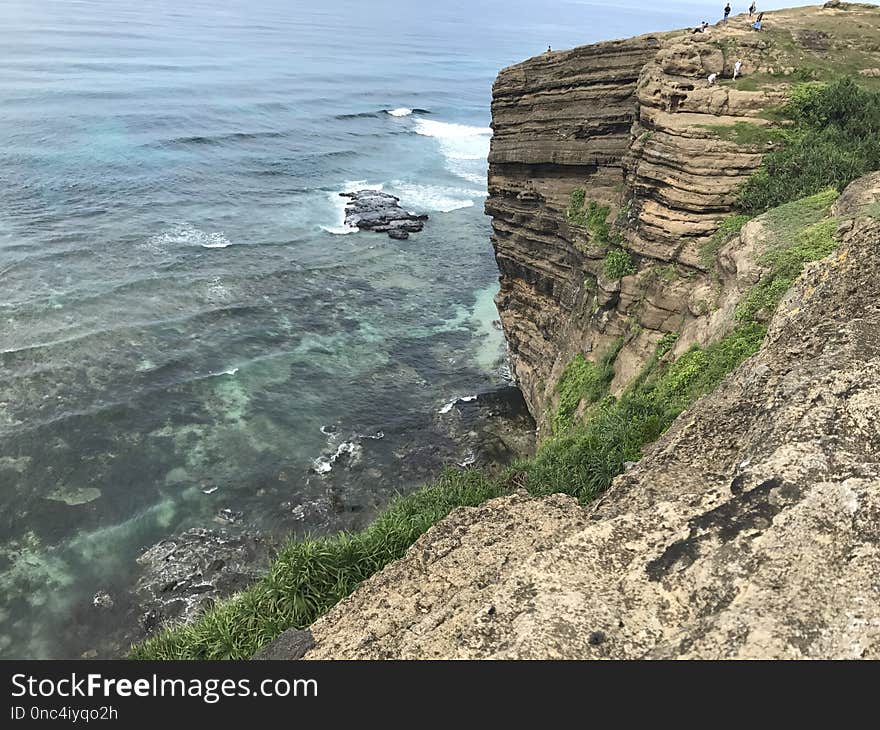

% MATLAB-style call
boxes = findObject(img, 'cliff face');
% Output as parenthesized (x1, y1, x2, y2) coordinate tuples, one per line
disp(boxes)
(487, 3, 880, 430)
(303, 174, 880, 658)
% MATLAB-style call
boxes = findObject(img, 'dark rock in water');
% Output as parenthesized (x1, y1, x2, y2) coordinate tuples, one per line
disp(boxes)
(132, 528, 274, 639)
(92, 590, 114, 610)
(341, 190, 427, 239)
(434, 385, 536, 474)
(252, 628, 315, 660)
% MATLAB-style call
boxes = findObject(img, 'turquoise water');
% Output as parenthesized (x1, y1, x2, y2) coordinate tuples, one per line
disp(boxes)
(0, 0, 807, 658)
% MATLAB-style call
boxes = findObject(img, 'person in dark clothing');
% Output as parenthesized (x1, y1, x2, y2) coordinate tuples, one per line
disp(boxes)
(749, 2, 756, 17)
(724, 3, 731, 21)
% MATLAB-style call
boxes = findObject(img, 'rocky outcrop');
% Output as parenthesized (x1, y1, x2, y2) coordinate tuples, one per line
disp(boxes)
(303, 203, 880, 659)
(131, 528, 274, 639)
(341, 190, 428, 239)
(487, 4, 880, 430)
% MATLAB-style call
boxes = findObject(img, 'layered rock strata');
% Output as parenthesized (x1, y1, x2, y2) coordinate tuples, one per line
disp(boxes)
(487, 4, 880, 429)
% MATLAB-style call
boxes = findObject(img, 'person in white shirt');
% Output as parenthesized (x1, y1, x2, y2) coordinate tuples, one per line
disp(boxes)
(708, 72, 718, 86)
(733, 60, 743, 79)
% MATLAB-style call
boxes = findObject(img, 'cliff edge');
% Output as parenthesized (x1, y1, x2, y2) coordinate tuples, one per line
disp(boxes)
(304, 175, 880, 658)
(294, 4, 880, 659)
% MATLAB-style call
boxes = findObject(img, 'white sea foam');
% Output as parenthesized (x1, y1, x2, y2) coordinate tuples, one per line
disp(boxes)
(386, 107, 413, 117)
(321, 180, 385, 235)
(312, 440, 363, 476)
(203, 366, 239, 380)
(146, 223, 233, 250)
(414, 119, 492, 185)
(388, 181, 484, 213)
(438, 394, 478, 414)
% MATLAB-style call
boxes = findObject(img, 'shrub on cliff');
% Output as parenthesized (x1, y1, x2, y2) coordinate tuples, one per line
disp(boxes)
(567, 189, 618, 246)
(738, 78, 880, 214)
(603, 248, 636, 279)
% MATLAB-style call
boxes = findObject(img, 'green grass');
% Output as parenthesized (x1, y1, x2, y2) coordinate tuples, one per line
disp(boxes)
(736, 194, 839, 322)
(699, 121, 779, 146)
(553, 340, 623, 435)
(700, 214, 752, 269)
(731, 78, 760, 92)
(567, 188, 620, 247)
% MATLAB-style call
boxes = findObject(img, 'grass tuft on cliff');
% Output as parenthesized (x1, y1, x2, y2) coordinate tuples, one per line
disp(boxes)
(567, 189, 619, 247)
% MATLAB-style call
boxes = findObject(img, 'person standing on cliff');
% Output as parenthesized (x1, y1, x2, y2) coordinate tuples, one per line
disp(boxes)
(733, 59, 743, 79)
(749, 2, 756, 17)
(723, 3, 731, 21)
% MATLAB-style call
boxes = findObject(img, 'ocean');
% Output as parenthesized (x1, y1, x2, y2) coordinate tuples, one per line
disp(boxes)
(0, 0, 798, 658)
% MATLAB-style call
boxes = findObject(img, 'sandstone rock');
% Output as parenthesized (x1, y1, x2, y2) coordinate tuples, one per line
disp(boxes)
(486, 4, 880, 430)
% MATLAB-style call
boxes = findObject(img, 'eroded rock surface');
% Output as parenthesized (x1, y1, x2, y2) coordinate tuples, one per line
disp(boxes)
(304, 213, 880, 659)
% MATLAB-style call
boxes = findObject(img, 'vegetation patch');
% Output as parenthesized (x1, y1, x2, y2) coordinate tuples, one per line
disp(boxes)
(553, 340, 623, 435)
(700, 214, 752, 269)
(656, 332, 679, 357)
(603, 249, 636, 279)
(737, 78, 880, 214)
(698, 121, 780, 147)
(567, 188, 619, 247)
(736, 197, 839, 323)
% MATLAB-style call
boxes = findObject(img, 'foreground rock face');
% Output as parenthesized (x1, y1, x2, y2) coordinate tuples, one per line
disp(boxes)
(304, 212, 880, 659)
(341, 190, 428, 239)
(487, 4, 880, 430)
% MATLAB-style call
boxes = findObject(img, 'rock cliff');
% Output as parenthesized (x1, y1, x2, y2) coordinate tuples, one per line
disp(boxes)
(303, 173, 880, 658)
(487, 3, 880, 430)
(288, 4, 880, 660)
